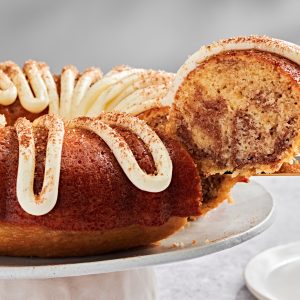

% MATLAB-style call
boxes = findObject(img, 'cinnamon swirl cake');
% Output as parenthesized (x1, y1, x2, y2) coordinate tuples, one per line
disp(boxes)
(1, 35, 299, 257)
(0, 62, 203, 257)
(0, 112, 201, 257)
(167, 36, 300, 176)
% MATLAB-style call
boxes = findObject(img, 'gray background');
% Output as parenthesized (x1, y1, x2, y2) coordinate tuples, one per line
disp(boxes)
(1, 0, 300, 74)
(1, 1, 300, 299)
(156, 177, 300, 300)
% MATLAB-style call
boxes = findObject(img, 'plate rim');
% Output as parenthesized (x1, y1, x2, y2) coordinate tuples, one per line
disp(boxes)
(245, 241, 300, 300)
(0, 181, 275, 279)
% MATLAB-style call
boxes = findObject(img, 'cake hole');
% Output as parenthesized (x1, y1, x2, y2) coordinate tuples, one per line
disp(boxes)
(270, 126, 276, 136)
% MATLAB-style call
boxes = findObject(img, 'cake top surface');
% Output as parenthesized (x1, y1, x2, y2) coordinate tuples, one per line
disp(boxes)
(0, 61, 174, 118)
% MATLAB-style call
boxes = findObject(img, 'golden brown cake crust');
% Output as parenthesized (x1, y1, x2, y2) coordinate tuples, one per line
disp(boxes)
(0, 124, 201, 232)
(0, 217, 187, 257)
(200, 175, 247, 215)
(277, 161, 300, 173)
(0, 99, 48, 126)
(138, 106, 170, 133)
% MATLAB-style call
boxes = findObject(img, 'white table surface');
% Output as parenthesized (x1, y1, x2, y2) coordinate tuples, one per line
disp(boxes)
(155, 177, 300, 300)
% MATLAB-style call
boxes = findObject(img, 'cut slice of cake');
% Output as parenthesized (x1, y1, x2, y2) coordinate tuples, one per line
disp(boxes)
(166, 36, 300, 177)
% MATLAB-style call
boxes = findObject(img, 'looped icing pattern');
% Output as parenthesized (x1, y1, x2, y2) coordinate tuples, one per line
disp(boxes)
(15, 115, 65, 216)
(13, 113, 172, 216)
(0, 61, 174, 216)
(0, 61, 174, 119)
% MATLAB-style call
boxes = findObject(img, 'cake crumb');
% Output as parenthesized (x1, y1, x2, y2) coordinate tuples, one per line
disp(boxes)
(227, 196, 234, 204)
(172, 242, 185, 248)
(185, 222, 191, 228)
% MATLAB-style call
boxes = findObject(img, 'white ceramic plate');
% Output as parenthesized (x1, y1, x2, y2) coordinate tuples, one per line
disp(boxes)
(245, 242, 300, 300)
(0, 180, 274, 279)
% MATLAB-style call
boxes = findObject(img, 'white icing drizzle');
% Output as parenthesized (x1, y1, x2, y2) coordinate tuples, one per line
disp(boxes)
(0, 61, 102, 118)
(59, 66, 77, 119)
(75, 69, 135, 117)
(84, 68, 174, 118)
(0, 114, 6, 127)
(113, 84, 169, 115)
(0, 61, 173, 118)
(0, 61, 53, 113)
(0, 61, 174, 216)
(15, 115, 65, 216)
(13, 113, 172, 215)
(68, 113, 172, 193)
(0, 69, 17, 106)
(163, 35, 300, 106)
(60, 67, 101, 120)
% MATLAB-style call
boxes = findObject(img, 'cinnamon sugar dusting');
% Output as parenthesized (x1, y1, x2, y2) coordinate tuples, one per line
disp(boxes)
(0, 60, 174, 122)
(13, 112, 173, 216)
(15, 115, 65, 215)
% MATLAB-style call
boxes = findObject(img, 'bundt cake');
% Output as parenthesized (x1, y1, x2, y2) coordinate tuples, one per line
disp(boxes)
(0, 112, 201, 257)
(1, 35, 299, 257)
(0, 61, 204, 257)
(0, 60, 236, 221)
(166, 36, 300, 177)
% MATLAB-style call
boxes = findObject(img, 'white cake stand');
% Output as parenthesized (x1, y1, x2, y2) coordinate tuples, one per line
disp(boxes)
(0, 180, 274, 280)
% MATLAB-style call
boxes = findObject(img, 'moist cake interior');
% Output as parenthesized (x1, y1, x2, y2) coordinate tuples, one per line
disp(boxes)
(170, 50, 300, 176)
